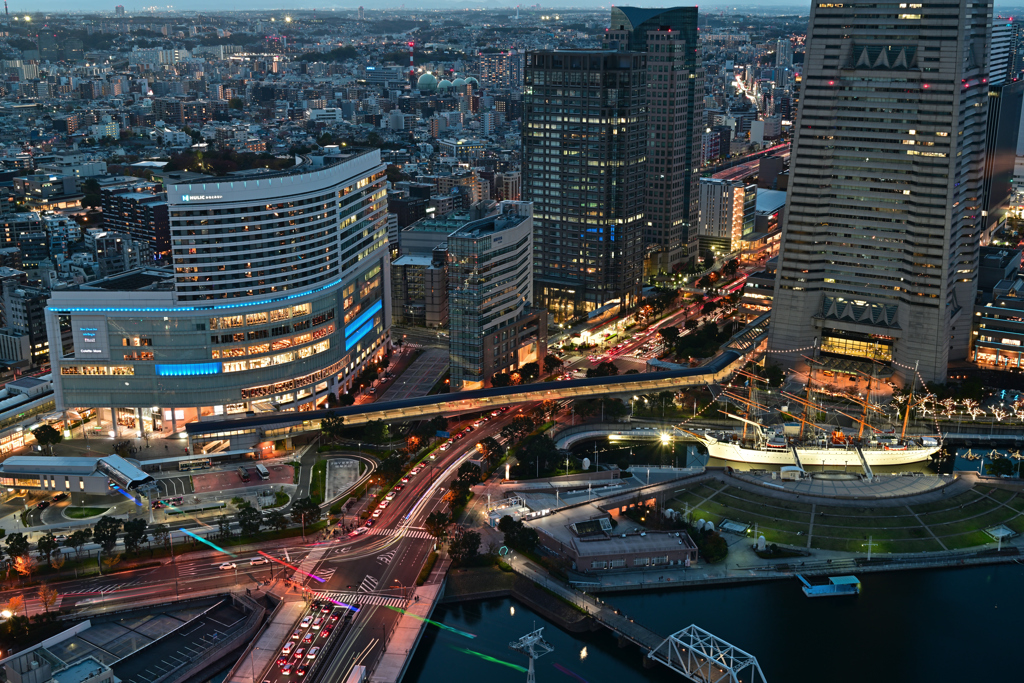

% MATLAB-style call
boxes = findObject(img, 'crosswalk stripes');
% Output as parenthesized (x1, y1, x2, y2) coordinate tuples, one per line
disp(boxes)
(376, 549, 397, 565)
(357, 574, 378, 593)
(369, 528, 433, 540)
(315, 590, 407, 609)
(61, 581, 138, 596)
(316, 568, 336, 582)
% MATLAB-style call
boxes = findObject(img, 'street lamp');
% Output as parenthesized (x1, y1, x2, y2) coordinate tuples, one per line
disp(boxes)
(394, 579, 408, 600)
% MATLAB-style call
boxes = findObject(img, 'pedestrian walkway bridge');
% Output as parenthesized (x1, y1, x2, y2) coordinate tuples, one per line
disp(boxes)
(185, 349, 747, 448)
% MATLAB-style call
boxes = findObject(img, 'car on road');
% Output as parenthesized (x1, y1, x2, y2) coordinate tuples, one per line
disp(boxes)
(364, 518, 374, 527)
(55, 534, 67, 542)
(385, 492, 395, 500)
(307, 647, 319, 659)
(36, 501, 49, 510)
(277, 656, 288, 667)
(52, 492, 67, 502)
(282, 642, 295, 655)
(300, 616, 312, 628)
(312, 617, 323, 629)
(393, 485, 404, 492)
(294, 648, 305, 659)
(291, 629, 302, 640)
(439, 441, 451, 451)
(372, 509, 383, 518)
(281, 663, 293, 676)
(491, 409, 502, 417)
(368, 387, 376, 394)
(302, 632, 313, 644)
(401, 476, 410, 483)
(320, 628, 331, 638)
(219, 562, 236, 570)
(378, 500, 389, 509)
(250, 557, 270, 566)
(296, 665, 307, 677)
(349, 527, 368, 537)
(329, 613, 339, 623)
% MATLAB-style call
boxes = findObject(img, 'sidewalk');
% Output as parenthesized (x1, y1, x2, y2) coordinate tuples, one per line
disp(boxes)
(369, 556, 451, 683)
(225, 594, 306, 683)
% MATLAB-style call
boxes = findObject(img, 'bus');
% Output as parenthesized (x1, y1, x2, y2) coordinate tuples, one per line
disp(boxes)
(178, 458, 212, 471)
(255, 464, 270, 480)
(238, 466, 250, 482)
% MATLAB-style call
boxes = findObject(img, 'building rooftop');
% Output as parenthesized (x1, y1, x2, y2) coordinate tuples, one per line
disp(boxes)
(756, 188, 787, 213)
(53, 659, 109, 683)
(79, 268, 174, 292)
(572, 531, 696, 558)
(392, 255, 435, 267)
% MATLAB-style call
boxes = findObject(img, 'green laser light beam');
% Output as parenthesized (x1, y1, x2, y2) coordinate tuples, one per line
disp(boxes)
(451, 646, 528, 672)
(384, 605, 476, 639)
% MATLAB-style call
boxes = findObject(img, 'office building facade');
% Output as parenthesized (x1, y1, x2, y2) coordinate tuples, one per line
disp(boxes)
(768, 0, 991, 383)
(524, 49, 647, 324)
(607, 7, 703, 271)
(697, 178, 756, 257)
(448, 201, 546, 391)
(45, 151, 390, 436)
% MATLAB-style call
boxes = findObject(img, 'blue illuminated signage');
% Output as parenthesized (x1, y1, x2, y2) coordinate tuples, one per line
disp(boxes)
(155, 362, 221, 377)
(344, 299, 383, 338)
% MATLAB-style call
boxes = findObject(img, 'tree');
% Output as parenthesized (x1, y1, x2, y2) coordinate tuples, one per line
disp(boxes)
(228, 97, 244, 109)
(103, 553, 122, 572)
(456, 462, 481, 487)
(543, 354, 564, 374)
(4, 595, 24, 617)
(658, 327, 681, 345)
(476, 436, 505, 462)
(985, 458, 1014, 477)
(50, 552, 66, 573)
(321, 414, 345, 442)
(36, 533, 59, 561)
(490, 371, 512, 388)
(378, 454, 407, 482)
(31, 424, 63, 455)
(217, 516, 231, 539)
(500, 415, 535, 442)
(237, 505, 263, 537)
(266, 509, 289, 532)
(586, 361, 619, 378)
(5, 532, 29, 562)
(65, 529, 91, 559)
(684, 318, 699, 331)
(150, 524, 169, 550)
(362, 419, 390, 444)
(519, 362, 540, 383)
(291, 496, 322, 527)
(122, 519, 148, 555)
(92, 516, 121, 555)
(764, 362, 785, 388)
(336, 392, 355, 407)
(448, 530, 481, 566)
(13, 555, 35, 581)
(425, 511, 451, 544)
(518, 434, 559, 475)
(38, 584, 59, 614)
(497, 515, 538, 553)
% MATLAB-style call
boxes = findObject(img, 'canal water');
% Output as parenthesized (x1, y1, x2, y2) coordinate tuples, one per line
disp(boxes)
(406, 563, 1024, 682)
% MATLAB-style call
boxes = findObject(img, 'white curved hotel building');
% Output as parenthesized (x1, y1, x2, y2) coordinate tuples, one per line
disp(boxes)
(45, 150, 390, 438)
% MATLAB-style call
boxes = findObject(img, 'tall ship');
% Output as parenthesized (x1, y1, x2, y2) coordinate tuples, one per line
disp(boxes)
(683, 366, 941, 468)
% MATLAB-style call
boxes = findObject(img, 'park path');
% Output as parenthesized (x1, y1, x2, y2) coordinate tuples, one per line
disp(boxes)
(806, 504, 815, 548)
(905, 505, 948, 551)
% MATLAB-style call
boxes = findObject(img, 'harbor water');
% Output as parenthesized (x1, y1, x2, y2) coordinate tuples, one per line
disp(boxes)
(406, 563, 1024, 682)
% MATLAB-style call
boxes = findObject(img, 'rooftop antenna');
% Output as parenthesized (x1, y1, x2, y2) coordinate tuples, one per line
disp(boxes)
(509, 627, 553, 683)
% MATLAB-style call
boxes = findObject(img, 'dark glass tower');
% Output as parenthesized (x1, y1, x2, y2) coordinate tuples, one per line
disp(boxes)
(608, 6, 703, 272)
(523, 50, 647, 324)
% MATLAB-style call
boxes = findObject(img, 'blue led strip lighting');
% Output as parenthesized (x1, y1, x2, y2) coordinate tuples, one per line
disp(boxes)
(345, 321, 376, 350)
(47, 276, 350, 314)
(344, 299, 383, 337)
(155, 362, 221, 377)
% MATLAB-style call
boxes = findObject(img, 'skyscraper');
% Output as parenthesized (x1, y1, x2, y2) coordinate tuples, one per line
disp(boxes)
(768, 0, 991, 384)
(524, 49, 647, 323)
(607, 6, 703, 271)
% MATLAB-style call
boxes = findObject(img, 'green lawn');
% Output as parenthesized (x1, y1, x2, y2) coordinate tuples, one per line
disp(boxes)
(65, 507, 108, 519)
(665, 482, 1023, 554)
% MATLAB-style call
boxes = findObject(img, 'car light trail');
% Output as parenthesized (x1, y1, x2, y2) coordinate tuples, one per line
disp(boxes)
(111, 485, 141, 506)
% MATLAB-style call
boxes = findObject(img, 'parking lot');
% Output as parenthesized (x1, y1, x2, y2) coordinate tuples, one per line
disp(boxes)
(192, 463, 292, 494)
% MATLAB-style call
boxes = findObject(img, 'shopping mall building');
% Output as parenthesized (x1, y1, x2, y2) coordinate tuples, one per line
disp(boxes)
(44, 150, 391, 440)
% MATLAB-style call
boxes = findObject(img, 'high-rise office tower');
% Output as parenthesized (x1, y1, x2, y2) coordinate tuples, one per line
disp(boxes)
(768, 0, 991, 384)
(775, 38, 794, 68)
(524, 49, 647, 323)
(982, 19, 1024, 243)
(607, 6, 703, 271)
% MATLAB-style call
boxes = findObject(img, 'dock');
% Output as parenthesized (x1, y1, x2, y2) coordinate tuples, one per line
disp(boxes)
(797, 574, 861, 597)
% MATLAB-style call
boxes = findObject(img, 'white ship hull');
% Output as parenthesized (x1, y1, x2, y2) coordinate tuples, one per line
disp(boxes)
(704, 440, 939, 467)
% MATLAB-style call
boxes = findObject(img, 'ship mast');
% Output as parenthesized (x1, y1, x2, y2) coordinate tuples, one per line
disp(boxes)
(901, 359, 919, 439)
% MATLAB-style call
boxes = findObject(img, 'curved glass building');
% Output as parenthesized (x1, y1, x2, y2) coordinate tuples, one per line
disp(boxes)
(46, 150, 391, 438)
